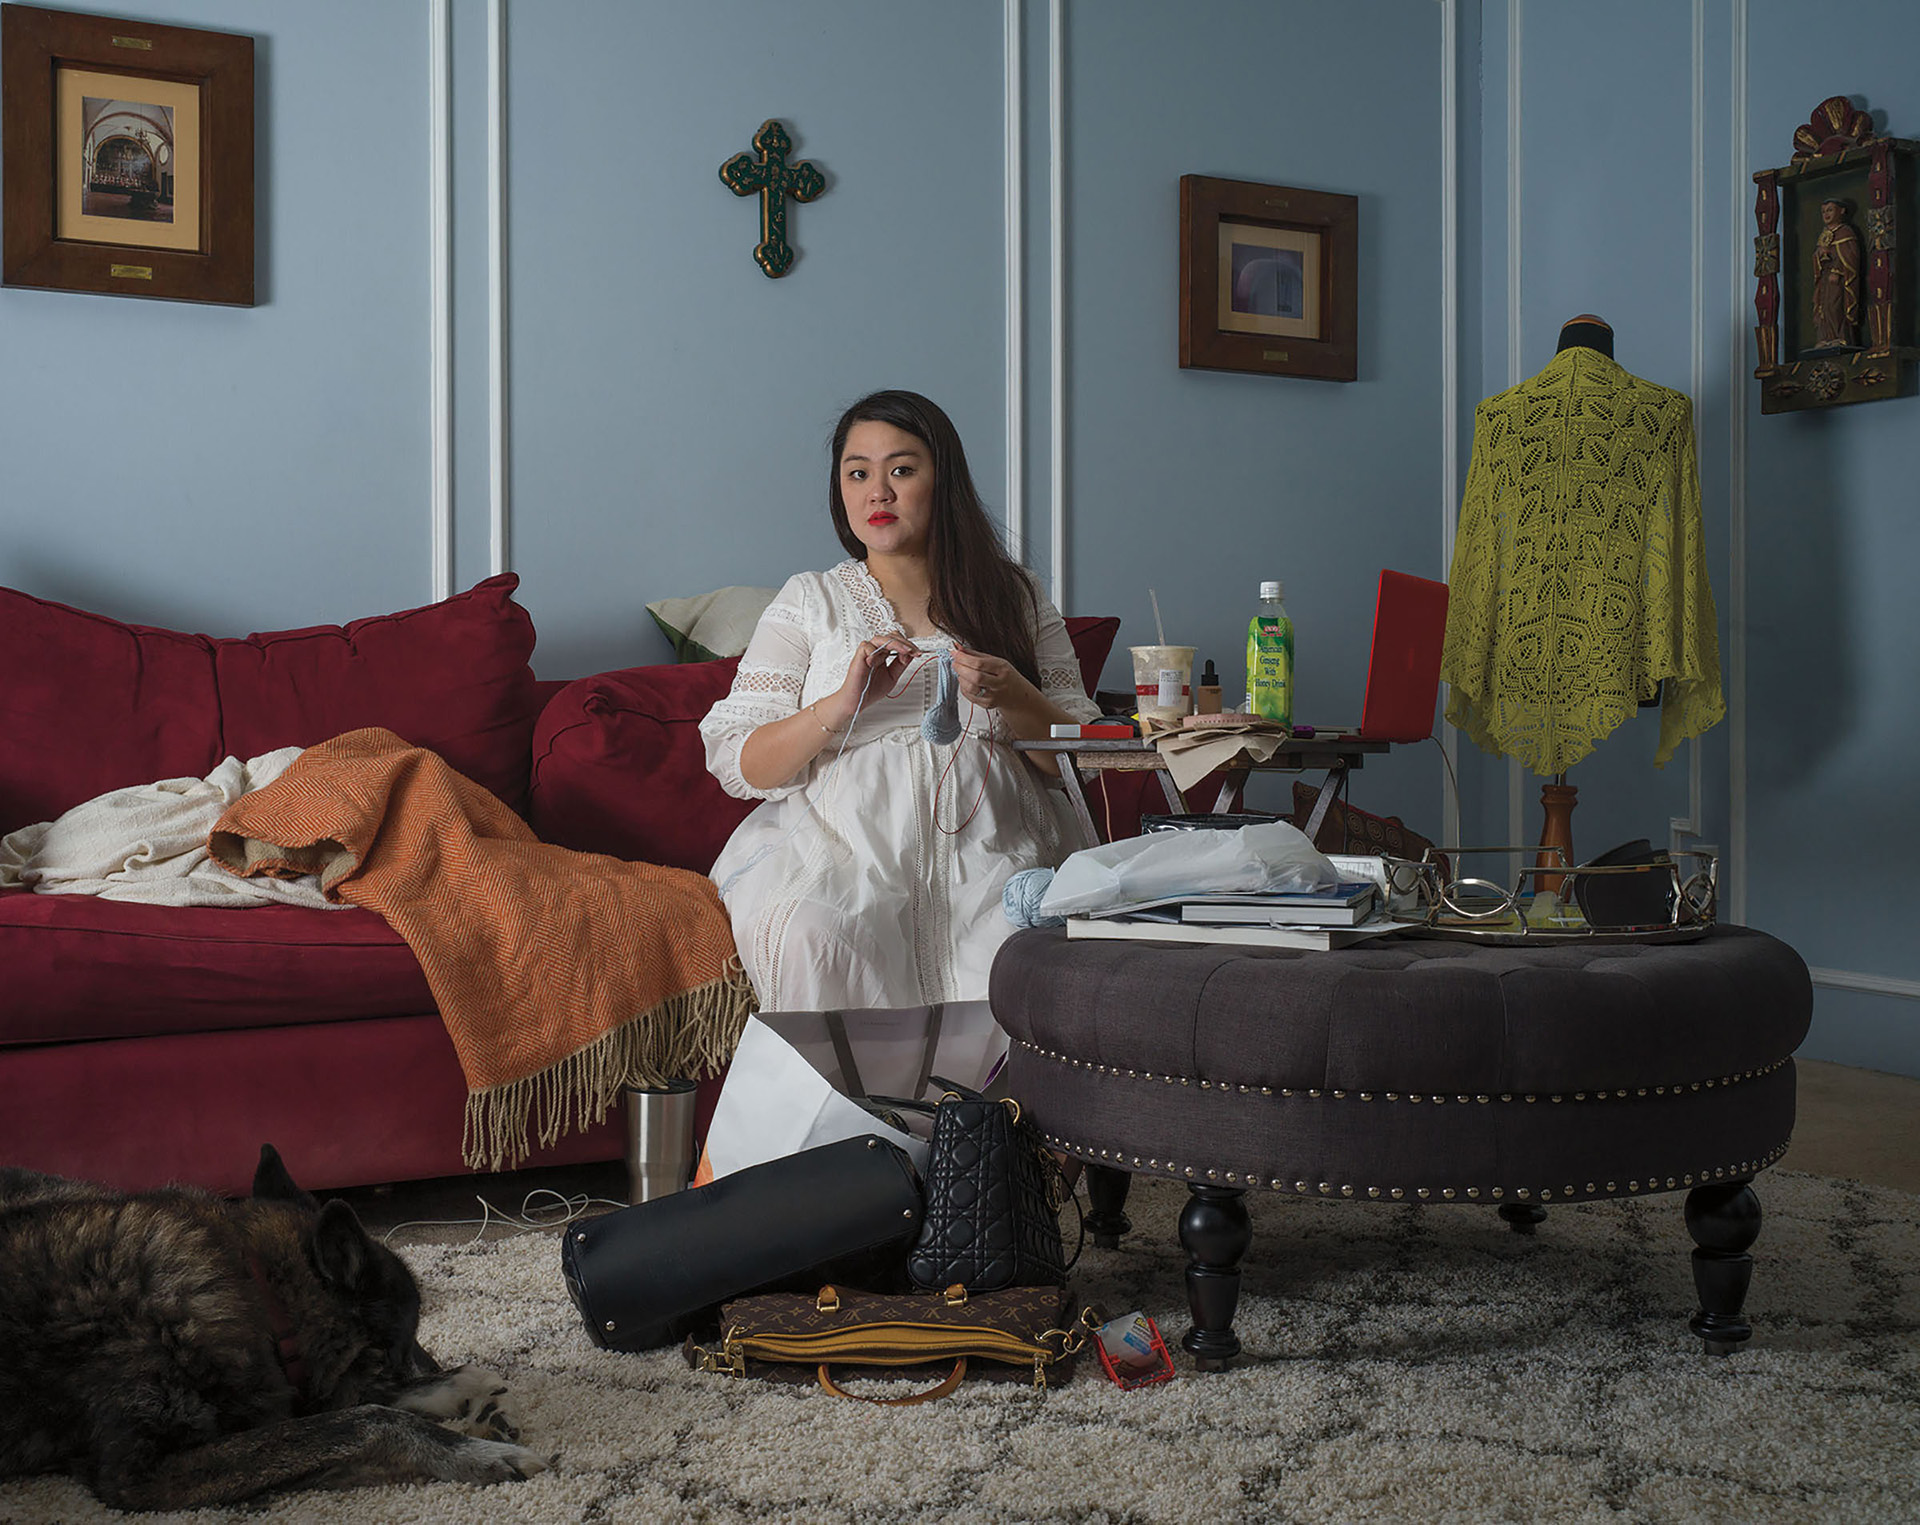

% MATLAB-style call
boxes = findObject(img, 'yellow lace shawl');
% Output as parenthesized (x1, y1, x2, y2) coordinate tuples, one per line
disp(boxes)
(1441, 348, 1724, 777)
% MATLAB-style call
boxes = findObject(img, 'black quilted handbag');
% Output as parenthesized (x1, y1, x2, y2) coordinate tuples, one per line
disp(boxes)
(904, 1077, 1080, 1293)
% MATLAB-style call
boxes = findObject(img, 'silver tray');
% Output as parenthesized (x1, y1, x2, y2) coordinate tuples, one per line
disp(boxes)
(1377, 846, 1717, 946)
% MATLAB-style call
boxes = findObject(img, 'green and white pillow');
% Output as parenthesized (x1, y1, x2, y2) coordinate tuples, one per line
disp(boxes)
(646, 585, 779, 663)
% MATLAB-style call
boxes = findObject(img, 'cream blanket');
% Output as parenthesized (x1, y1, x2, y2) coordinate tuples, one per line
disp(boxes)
(0, 749, 339, 909)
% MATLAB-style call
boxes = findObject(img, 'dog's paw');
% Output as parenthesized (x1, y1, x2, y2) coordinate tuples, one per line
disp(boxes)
(399, 1363, 523, 1442)
(433, 1435, 550, 1485)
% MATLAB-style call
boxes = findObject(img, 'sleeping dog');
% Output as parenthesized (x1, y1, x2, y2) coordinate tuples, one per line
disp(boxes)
(0, 1146, 547, 1509)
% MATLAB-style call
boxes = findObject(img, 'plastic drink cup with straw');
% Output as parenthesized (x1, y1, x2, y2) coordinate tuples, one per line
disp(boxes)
(1131, 589, 1192, 724)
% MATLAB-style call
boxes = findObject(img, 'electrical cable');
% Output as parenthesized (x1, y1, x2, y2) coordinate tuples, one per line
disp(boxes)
(376, 1186, 630, 1247)
(1425, 732, 1464, 826)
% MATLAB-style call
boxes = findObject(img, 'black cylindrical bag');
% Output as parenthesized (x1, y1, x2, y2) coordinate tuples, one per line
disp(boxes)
(561, 1134, 924, 1352)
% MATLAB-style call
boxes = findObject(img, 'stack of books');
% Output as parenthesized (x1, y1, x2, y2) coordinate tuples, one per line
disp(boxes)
(1065, 879, 1395, 951)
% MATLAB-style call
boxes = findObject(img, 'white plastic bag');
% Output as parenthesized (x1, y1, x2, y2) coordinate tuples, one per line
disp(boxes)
(693, 1003, 1007, 1185)
(1038, 819, 1338, 917)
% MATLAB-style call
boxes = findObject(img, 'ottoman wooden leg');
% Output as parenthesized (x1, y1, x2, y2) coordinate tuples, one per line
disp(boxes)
(1084, 1164, 1133, 1247)
(1179, 1184, 1251, 1370)
(1685, 1178, 1761, 1356)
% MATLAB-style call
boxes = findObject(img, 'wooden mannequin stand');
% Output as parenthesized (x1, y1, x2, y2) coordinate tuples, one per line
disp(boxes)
(1535, 776, 1577, 893)
(1523, 312, 1608, 898)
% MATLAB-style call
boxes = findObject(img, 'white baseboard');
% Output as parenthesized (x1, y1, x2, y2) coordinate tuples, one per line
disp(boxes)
(1809, 967, 1920, 1002)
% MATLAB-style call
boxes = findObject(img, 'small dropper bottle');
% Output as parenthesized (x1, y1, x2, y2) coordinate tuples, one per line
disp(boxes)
(1196, 659, 1222, 714)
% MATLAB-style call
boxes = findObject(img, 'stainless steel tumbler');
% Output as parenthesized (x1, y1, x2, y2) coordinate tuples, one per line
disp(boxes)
(623, 1078, 698, 1205)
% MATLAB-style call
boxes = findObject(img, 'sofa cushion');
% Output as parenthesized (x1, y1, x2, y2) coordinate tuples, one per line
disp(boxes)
(0, 888, 432, 1047)
(647, 584, 780, 662)
(214, 573, 543, 814)
(0, 585, 221, 833)
(1063, 615, 1120, 697)
(529, 658, 756, 874)
(0, 576, 544, 832)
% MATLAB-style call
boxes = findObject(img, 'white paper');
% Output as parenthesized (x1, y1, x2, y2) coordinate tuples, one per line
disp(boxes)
(696, 1003, 1009, 1183)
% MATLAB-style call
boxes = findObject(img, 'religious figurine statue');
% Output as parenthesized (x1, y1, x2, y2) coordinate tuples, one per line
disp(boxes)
(1809, 196, 1862, 350)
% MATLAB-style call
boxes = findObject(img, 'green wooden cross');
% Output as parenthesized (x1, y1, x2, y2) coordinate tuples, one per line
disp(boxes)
(719, 119, 825, 279)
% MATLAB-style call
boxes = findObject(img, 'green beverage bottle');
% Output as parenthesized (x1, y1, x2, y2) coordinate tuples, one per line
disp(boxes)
(1246, 580, 1293, 727)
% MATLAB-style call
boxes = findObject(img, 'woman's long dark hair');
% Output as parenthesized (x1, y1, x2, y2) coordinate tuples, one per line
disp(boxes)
(828, 390, 1041, 685)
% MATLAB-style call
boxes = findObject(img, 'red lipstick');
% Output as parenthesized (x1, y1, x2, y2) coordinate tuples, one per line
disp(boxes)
(867, 512, 897, 525)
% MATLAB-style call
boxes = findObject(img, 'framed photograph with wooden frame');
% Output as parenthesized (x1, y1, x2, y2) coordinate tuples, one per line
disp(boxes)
(3, 4, 253, 305)
(1180, 174, 1356, 381)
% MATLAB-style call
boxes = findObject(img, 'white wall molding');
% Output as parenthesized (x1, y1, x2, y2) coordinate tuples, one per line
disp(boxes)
(1047, 0, 1066, 612)
(1810, 967, 1920, 1002)
(1440, 0, 1460, 848)
(1671, 0, 1707, 857)
(1004, 0, 1024, 563)
(1727, 0, 1749, 925)
(429, 0, 453, 599)
(1505, 1, 1522, 392)
(488, 0, 510, 576)
(1505, 0, 1524, 857)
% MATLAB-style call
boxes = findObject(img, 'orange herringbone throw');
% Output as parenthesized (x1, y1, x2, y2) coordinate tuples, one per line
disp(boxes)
(209, 728, 756, 1171)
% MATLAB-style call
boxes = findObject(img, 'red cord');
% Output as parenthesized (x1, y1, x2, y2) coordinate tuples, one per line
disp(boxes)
(852, 647, 994, 837)
(933, 695, 994, 835)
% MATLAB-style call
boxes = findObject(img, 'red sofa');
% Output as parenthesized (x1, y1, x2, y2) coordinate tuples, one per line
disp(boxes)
(0, 576, 1122, 1196)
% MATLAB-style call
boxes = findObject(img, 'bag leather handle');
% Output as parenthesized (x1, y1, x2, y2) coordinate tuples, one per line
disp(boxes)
(816, 1358, 967, 1406)
(823, 1011, 865, 1098)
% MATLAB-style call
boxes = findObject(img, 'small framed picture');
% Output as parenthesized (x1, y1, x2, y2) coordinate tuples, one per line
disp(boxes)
(2, 4, 254, 305)
(1180, 174, 1356, 381)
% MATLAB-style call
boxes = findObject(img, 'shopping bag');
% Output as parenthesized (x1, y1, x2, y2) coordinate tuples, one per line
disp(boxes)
(694, 1002, 1008, 1186)
(1039, 818, 1337, 917)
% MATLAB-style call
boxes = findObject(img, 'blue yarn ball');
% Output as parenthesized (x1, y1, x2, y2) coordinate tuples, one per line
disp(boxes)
(1003, 867, 1065, 928)
(922, 651, 962, 745)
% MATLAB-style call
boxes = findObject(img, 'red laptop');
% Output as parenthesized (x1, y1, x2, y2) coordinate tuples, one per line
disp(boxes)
(1322, 569, 1449, 742)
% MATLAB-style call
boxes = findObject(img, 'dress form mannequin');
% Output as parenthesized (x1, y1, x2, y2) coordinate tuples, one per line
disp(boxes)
(1532, 316, 1613, 891)
(1556, 313, 1614, 357)
(1445, 311, 1725, 904)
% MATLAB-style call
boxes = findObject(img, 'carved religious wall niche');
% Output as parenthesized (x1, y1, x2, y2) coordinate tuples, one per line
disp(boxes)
(1753, 96, 1917, 414)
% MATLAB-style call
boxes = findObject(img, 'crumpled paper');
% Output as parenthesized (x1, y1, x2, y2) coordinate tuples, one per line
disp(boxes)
(1145, 715, 1292, 794)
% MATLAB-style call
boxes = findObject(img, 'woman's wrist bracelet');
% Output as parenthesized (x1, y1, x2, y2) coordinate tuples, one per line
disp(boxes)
(808, 702, 838, 736)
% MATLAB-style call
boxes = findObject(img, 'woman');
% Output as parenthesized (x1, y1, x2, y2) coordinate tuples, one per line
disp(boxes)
(700, 390, 1099, 1016)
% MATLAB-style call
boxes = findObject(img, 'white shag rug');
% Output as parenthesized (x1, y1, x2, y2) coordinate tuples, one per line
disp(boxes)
(3, 1169, 1915, 1524)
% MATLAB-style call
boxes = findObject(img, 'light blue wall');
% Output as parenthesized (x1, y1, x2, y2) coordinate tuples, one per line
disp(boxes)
(1, 0, 1456, 833)
(1476, 0, 1920, 1076)
(1057, 0, 1449, 822)
(501, 0, 1009, 679)
(6, 1, 1915, 1074)
(1469, 1, 1726, 873)
(0, 0, 432, 634)
(1742, 0, 1920, 1072)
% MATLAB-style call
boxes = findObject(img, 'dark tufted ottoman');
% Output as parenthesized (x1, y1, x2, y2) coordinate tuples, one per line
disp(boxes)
(989, 925, 1812, 1365)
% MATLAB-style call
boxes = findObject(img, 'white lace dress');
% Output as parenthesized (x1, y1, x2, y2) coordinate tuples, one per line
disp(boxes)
(700, 559, 1099, 1012)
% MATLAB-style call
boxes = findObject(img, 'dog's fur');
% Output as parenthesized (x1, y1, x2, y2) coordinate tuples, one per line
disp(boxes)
(0, 1147, 547, 1510)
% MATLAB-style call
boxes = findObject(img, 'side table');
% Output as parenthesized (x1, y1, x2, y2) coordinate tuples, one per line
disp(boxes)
(1014, 735, 1390, 845)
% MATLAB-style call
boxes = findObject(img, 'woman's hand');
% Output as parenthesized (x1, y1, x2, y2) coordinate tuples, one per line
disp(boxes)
(738, 632, 915, 792)
(949, 645, 1034, 714)
(951, 645, 1080, 778)
(819, 634, 917, 731)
